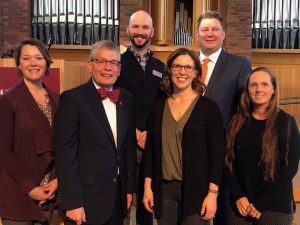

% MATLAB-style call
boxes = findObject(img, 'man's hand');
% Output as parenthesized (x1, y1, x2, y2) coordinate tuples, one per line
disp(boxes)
(66, 207, 86, 225)
(136, 129, 147, 149)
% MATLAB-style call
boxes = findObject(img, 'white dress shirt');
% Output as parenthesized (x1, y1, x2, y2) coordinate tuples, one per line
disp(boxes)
(199, 48, 222, 85)
(92, 79, 117, 147)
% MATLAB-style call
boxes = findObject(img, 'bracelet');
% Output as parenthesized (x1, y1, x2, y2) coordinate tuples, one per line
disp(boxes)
(208, 189, 219, 195)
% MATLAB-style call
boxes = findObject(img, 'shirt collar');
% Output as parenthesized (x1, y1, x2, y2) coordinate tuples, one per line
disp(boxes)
(92, 78, 113, 91)
(199, 48, 222, 64)
(128, 46, 152, 58)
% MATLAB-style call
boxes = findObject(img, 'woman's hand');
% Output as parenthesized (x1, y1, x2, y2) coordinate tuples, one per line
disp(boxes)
(136, 129, 147, 149)
(39, 178, 58, 204)
(200, 192, 217, 220)
(28, 186, 48, 201)
(143, 187, 154, 213)
(127, 194, 133, 209)
(247, 203, 262, 219)
(236, 197, 251, 216)
(143, 177, 154, 213)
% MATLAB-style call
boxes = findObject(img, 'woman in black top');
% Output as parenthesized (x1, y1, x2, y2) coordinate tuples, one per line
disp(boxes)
(142, 48, 224, 225)
(225, 67, 300, 225)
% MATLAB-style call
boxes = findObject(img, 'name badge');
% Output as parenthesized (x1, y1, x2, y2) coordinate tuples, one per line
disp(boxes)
(152, 69, 162, 78)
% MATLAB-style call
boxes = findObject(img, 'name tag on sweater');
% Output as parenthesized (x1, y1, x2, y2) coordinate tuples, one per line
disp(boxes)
(152, 69, 162, 78)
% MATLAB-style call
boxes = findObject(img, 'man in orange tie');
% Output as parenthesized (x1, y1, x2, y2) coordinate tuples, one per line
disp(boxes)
(196, 10, 252, 225)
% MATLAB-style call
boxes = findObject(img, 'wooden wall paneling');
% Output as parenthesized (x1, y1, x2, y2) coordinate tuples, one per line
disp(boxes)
(52, 60, 65, 92)
(64, 61, 90, 90)
(252, 52, 300, 126)
(50, 45, 90, 62)
(0, 58, 15, 67)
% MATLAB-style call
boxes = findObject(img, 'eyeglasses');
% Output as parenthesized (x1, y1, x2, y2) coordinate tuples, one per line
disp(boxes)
(91, 58, 121, 69)
(171, 64, 196, 73)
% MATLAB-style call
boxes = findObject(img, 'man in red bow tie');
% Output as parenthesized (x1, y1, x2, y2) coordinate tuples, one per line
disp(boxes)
(54, 40, 137, 225)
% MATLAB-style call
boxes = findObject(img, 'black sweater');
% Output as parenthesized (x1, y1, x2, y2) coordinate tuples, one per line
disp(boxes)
(115, 48, 165, 131)
(226, 109, 300, 214)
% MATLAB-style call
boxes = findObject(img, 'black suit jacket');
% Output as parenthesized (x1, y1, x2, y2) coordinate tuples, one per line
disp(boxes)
(54, 79, 136, 224)
(204, 49, 251, 127)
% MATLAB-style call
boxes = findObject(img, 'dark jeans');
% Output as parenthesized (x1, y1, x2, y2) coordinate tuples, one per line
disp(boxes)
(157, 180, 210, 225)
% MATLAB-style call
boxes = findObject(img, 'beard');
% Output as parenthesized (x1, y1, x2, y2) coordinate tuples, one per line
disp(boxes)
(129, 33, 151, 49)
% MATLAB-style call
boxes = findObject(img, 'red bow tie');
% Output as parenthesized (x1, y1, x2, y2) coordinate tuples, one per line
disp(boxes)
(97, 88, 120, 103)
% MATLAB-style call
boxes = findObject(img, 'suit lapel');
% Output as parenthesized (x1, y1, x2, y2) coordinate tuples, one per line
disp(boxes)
(205, 50, 228, 96)
(84, 80, 116, 146)
(116, 91, 125, 150)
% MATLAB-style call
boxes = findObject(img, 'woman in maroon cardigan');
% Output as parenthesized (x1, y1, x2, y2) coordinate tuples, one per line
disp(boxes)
(0, 38, 59, 224)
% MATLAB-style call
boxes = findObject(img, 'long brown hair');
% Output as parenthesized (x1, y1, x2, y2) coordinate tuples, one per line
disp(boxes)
(225, 67, 280, 181)
(161, 48, 205, 96)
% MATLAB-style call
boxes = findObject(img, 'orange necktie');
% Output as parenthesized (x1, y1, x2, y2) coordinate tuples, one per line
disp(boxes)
(201, 58, 210, 83)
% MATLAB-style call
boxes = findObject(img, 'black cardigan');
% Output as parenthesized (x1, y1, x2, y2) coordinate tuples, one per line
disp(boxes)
(226, 109, 300, 214)
(143, 96, 225, 219)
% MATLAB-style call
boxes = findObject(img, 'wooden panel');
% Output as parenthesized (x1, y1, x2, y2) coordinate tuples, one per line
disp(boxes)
(64, 61, 89, 90)
(252, 52, 300, 126)
(50, 47, 90, 62)
(150, 45, 200, 63)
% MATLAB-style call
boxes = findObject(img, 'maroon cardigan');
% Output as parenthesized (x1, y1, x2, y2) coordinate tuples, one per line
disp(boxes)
(0, 80, 59, 221)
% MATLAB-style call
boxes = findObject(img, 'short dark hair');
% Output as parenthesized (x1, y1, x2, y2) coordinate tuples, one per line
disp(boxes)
(161, 48, 205, 96)
(14, 38, 52, 75)
(197, 10, 225, 31)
